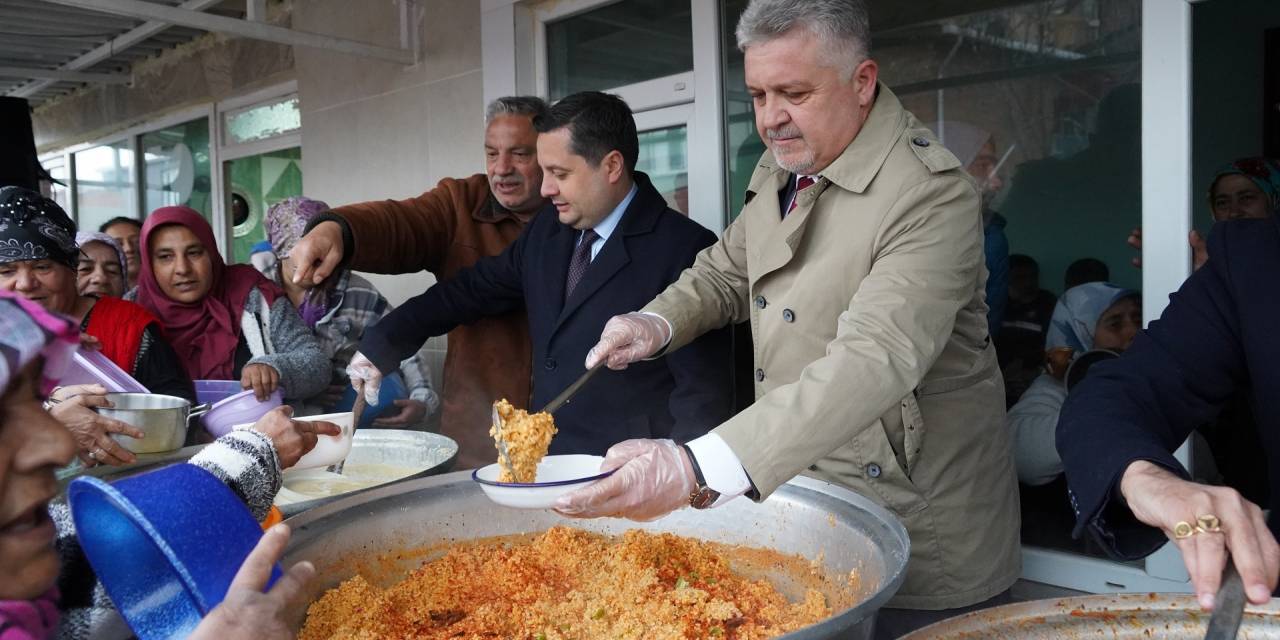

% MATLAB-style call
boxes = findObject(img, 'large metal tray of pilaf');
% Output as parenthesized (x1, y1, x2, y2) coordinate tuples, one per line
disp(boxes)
(280, 471, 910, 640)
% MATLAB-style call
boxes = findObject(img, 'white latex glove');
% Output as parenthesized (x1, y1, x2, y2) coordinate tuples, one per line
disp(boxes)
(584, 313, 672, 370)
(345, 351, 382, 406)
(552, 439, 695, 521)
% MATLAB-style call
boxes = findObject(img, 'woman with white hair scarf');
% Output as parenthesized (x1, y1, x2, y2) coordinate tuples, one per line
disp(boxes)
(73, 232, 127, 299)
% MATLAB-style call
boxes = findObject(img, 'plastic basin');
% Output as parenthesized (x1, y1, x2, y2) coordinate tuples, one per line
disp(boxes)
(67, 463, 279, 640)
(201, 388, 283, 437)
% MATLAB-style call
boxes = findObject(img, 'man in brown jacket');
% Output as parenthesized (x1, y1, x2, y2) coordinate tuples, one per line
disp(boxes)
(289, 96, 548, 468)
(555, 1, 1020, 636)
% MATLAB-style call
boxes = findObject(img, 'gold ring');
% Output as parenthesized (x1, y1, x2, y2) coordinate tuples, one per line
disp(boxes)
(1197, 514, 1222, 534)
(1173, 521, 1196, 539)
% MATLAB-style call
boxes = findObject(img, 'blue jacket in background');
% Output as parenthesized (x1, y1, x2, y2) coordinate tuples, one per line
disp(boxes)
(984, 212, 1009, 338)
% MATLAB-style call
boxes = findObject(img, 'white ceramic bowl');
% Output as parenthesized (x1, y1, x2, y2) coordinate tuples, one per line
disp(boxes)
(472, 454, 614, 509)
(233, 411, 354, 471)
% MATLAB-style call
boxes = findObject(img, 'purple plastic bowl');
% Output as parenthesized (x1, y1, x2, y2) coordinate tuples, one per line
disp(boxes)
(194, 380, 243, 405)
(201, 388, 283, 438)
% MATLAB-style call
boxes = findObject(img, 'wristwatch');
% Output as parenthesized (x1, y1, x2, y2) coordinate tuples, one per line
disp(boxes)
(680, 442, 721, 509)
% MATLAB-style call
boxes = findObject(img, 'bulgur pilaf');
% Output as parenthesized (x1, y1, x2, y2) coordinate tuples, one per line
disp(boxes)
(299, 526, 832, 640)
(490, 398, 557, 483)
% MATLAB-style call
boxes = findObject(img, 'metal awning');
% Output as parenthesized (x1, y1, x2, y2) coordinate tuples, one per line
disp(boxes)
(0, 0, 244, 105)
(1, 0, 418, 107)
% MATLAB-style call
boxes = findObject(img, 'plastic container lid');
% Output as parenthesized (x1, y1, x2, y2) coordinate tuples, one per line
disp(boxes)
(67, 463, 279, 640)
(194, 380, 243, 406)
(59, 348, 148, 393)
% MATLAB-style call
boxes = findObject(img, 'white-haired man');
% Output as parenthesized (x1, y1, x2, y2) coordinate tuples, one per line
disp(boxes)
(555, 0, 1020, 635)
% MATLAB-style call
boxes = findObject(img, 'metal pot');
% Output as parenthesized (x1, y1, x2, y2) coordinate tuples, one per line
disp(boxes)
(281, 473, 910, 639)
(900, 593, 1280, 639)
(100, 393, 210, 454)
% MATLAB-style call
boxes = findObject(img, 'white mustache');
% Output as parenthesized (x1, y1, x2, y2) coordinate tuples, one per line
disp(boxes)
(766, 127, 802, 140)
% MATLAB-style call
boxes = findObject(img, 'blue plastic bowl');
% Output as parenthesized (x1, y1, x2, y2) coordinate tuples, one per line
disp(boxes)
(332, 371, 406, 429)
(67, 463, 280, 640)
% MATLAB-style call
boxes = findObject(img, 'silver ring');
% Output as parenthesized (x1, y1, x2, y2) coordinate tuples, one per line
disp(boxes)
(88, 448, 98, 460)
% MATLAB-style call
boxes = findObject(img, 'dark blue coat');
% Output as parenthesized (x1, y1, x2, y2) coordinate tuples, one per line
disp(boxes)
(360, 172, 734, 456)
(1058, 217, 1280, 559)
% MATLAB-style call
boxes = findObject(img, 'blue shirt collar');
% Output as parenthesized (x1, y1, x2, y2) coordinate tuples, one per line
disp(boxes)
(588, 183, 637, 244)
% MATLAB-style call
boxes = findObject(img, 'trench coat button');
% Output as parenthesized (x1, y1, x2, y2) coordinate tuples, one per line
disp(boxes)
(544, 357, 557, 371)
(782, 308, 795, 323)
(866, 463, 882, 478)
(755, 295, 767, 309)
(754, 368, 765, 382)
(912, 136, 930, 147)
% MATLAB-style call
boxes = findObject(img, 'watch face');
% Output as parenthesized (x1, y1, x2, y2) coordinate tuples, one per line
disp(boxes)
(690, 488, 721, 510)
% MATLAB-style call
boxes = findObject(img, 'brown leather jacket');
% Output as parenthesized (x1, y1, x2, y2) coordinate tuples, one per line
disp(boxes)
(320, 173, 535, 469)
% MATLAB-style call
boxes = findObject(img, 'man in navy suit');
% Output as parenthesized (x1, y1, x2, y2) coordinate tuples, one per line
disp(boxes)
(354, 91, 734, 456)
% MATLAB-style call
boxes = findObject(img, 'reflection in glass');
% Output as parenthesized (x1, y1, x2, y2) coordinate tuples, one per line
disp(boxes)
(45, 159, 70, 212)
(721, 0, 765, 223)
(223, 147, 302, 264)
(74, 141, 136, 233)
(142, 118, 212, 218)
(223, 97, 301, 146)
(546, 0, 693, 100)
(637, 125, 688, 215)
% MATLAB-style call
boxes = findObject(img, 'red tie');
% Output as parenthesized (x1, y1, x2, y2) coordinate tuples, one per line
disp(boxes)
(787, 175, 817, 217)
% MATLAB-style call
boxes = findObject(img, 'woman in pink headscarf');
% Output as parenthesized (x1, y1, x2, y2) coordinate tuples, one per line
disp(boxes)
(128, 207, 327, 403)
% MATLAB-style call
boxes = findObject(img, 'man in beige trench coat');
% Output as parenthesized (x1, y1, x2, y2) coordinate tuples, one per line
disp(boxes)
(553, 0, 1021, 635)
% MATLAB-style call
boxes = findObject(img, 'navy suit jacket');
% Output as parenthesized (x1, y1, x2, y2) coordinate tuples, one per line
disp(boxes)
(1058, 217, 1280, 560)
(361, 172, 734, 456)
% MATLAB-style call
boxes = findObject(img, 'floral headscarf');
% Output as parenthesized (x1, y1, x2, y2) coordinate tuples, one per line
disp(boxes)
(265, 197, 331, 259)
(0, 187, 79, 271)
(1208, 157, 1280, 215)
(265, 197, 336, 327)
(1046, 282, 1138, 354)
(74, 231, 128, 283)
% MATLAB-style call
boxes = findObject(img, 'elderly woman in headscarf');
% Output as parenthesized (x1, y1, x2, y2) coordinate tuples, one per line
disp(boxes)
(0, 290, 332, 640)
(128, 206, 327, 404)
(930, 121, 1010, 336)
(0, 187, 192, 467)
(73, 232, 126, 299)
(1007, 282, 1141, 486)
(1129, 157, 1280, 270)
(262, 197, 439, 426)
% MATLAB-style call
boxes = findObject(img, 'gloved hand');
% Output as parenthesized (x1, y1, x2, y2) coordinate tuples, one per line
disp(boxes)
(584, 313, 672, 370)
(552, 439, 695, 521)
(345, 351, 382, 406)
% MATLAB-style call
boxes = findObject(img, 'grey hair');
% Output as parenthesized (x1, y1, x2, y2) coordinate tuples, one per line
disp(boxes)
(735, 0, 871, 78)
(484, 96, 550, 125)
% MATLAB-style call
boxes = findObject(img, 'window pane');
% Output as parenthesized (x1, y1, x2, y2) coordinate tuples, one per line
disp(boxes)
(720, 0, 1142, 560)
(223, 96, 301, 146)
(224, 147, 302, 264)
(721, 0, 765, 223)
(546, 0, 693, 99)
(142, 118, 212, 219)
(636, 125, 688, 215)
(74, 141, 136, 233)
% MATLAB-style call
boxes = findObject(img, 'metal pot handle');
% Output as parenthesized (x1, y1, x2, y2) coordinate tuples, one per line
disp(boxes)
(189, 402, 212, 419)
